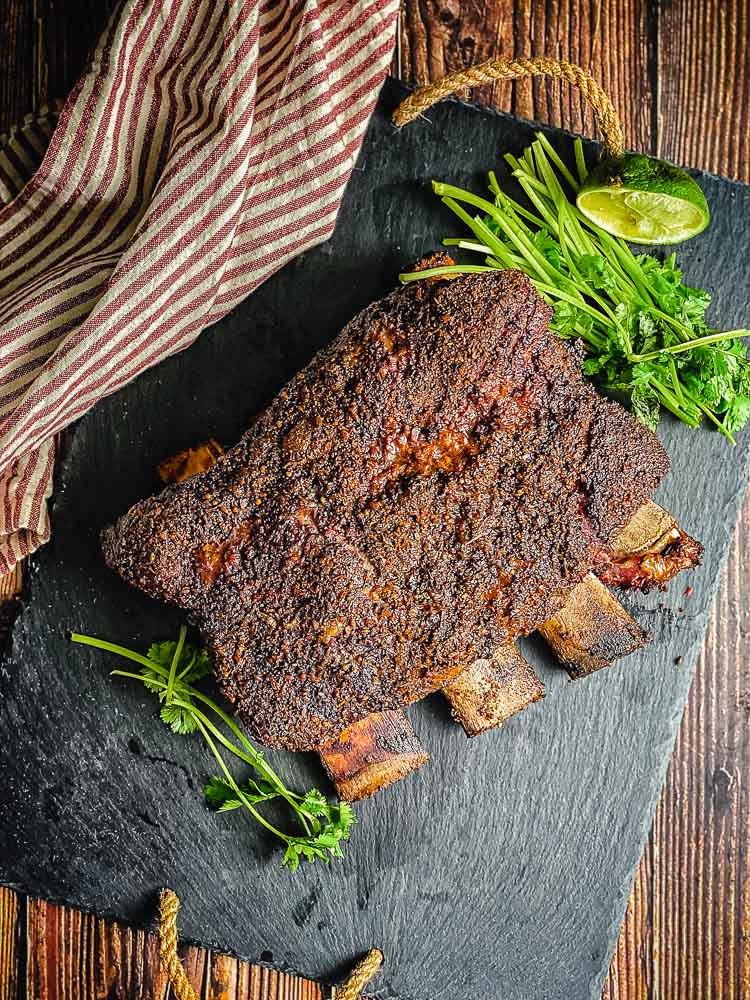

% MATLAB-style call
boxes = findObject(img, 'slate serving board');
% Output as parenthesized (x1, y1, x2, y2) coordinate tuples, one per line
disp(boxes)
(2, 79, 750, 1000)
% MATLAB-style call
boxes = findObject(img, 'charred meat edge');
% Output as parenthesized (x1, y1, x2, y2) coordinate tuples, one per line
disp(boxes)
(319, 711, 428, 802)
(105, 267, 675, 751)
(323, 499, 699, 800)
(157, 447, 698, 801)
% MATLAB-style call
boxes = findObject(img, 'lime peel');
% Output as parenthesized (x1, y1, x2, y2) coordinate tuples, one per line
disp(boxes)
(576, 153, 710, 245)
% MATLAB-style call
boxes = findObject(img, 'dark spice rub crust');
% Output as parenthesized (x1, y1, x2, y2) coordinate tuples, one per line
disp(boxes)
(102, 269, 669, 750)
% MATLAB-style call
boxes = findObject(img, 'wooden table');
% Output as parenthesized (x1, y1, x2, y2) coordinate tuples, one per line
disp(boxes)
(1, 2, 748, 997)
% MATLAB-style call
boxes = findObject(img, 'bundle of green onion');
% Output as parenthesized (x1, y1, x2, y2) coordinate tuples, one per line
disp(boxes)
(400, 134, 750, 443)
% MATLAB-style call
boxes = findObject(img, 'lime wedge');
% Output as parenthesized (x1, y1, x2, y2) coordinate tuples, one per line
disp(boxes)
(577, 153, 710, 244)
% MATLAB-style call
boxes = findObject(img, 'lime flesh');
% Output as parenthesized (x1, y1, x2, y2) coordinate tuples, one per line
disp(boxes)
(577, 153, 710, 244)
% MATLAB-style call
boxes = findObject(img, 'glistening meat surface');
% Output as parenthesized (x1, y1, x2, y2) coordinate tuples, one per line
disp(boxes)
(102, 269, 670, 750)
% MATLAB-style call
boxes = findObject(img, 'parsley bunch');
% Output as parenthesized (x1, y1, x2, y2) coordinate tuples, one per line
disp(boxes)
(400, 133, 750, 443)
(71, 627, 355, 871)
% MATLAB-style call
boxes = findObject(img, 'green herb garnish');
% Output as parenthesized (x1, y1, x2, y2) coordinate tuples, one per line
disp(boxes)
(399, 133, 750, 443)
(71, 627, 355, 871)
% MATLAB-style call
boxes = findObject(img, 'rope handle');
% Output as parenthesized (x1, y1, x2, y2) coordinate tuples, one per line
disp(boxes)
(159, 889, 383, 1000)
(392, 56, 625, 160)
(159, 890, 198, 1000)
(333, 947, 384, 999)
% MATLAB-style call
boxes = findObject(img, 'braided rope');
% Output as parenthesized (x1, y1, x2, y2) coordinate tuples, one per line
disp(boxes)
(159, 890, 382, 1000)
(159, 889, 198, 1000)
(392, 57, 625, 160)
(335, 948, 385, 999)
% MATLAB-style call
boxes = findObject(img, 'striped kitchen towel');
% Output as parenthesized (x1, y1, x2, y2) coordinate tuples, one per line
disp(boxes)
(0, 0, 399, 574)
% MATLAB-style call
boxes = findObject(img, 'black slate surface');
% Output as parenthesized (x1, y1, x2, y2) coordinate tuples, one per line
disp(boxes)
(2, 80, 750, 1000)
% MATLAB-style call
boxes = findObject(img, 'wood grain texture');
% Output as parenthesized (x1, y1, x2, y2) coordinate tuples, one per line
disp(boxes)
(0, 1, 749, 998)
(0, 0, 35, 131)
(0, 888, 21, 1000)
(0, 0, 121, 134)
(394, 0, 655, 156)
(656, 0, 750, 183)
(0, 893, 324, 1000)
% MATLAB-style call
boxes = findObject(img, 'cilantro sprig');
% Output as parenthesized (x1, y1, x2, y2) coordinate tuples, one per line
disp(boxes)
(400, 133, 750, 443)
(71, 627, 355, 871)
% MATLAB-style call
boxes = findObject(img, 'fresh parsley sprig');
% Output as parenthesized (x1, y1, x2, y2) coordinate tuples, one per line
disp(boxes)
(400, 132, 750, 443)
(71, 627, 355, 872)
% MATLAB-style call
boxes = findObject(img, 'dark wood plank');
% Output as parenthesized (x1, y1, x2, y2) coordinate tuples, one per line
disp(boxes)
(0, 0, 35, 133)
(0, 892, 326, 1000)
(656, 0, 750, 182)
(0, 0, 120, 135)
(394, 0, 655, 154)
(38, 0, 120, 112)
(0, 888, 21, 1000)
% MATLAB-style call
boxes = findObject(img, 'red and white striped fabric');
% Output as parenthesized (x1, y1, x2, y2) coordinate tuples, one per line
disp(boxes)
(0, 0, 399, 574)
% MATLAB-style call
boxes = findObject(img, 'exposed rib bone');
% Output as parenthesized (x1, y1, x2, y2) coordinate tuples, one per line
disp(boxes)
(156, 438, 225, 484)
(441, 502, 693, 726)
(441, 644, 544, 736)
(154, 447, 429, 802)
(594, 500, 702, 591)
(318, 504, 693, 791)
(539, 573, 649, 679)
(157, 447, 696, 789)
(319, 710, 429, 802)
(312, 505, 699, 791)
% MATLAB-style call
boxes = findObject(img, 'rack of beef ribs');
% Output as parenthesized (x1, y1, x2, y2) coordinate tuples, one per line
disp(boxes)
(103, 267, 700, 800)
